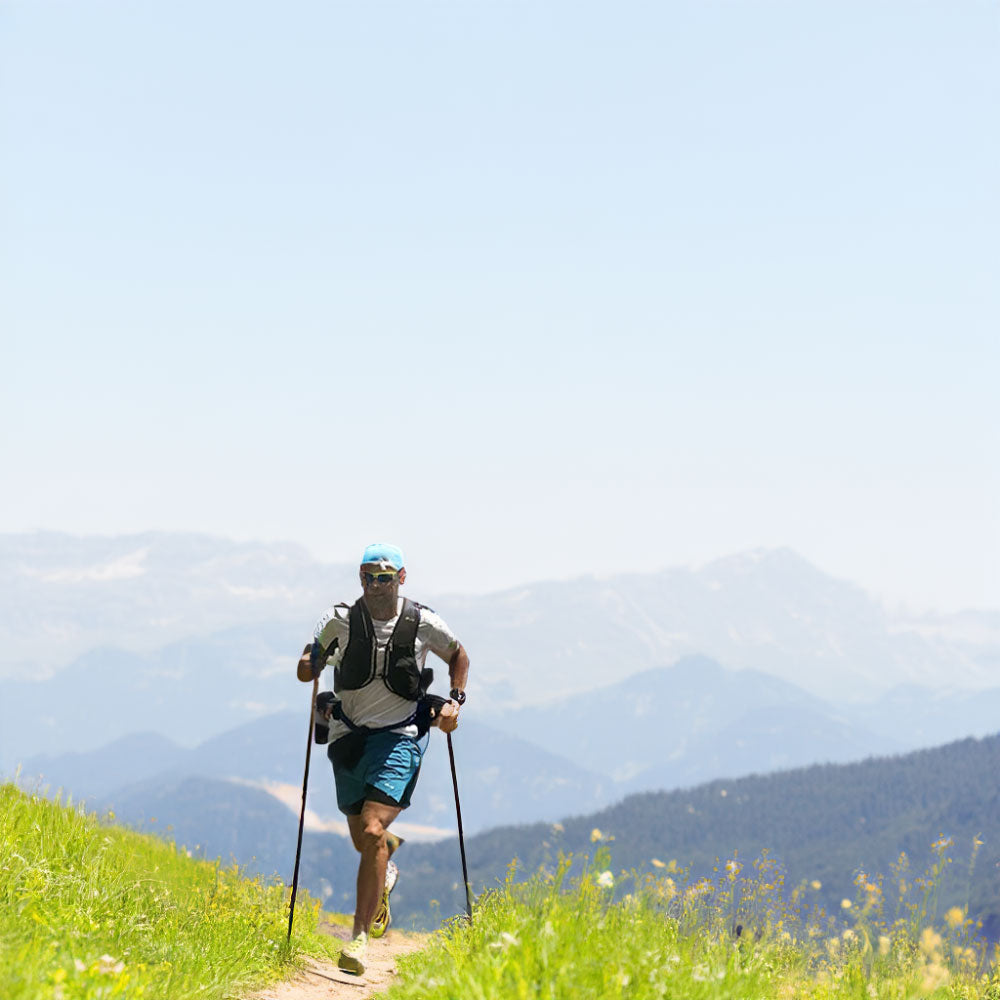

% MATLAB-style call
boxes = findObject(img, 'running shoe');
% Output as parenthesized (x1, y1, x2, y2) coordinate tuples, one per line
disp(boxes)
(370, 860, 398, 938)
(338, 932, 368, 975)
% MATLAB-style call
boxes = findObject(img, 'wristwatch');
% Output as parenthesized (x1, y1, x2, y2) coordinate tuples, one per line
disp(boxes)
(449, 688, 466, 705)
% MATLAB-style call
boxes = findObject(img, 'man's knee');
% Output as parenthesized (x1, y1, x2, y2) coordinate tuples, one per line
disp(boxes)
(360, 817, 388, 853)
(348, 824, 366, 853)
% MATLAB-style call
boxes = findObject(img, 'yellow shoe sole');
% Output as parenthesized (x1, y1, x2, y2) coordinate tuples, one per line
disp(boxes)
(338, 950, 365, 976)
(370, 860, 398, 939)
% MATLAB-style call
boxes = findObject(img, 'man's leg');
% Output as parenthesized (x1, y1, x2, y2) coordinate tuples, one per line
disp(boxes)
(346, 799, 402, 939)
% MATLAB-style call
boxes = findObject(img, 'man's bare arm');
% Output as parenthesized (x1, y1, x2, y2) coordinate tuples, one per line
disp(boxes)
(446, 643, 469, 693)
(431, 643, 469, 733)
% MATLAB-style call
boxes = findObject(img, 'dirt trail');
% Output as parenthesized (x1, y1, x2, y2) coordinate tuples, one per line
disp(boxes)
(250, 928, 426, 1000)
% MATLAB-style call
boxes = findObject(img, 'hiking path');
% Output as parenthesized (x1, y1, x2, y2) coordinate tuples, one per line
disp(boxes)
(250, 926, 426, 1000)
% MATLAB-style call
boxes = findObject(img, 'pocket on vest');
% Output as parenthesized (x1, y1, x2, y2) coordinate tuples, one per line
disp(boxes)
(386, 656, 432, 700)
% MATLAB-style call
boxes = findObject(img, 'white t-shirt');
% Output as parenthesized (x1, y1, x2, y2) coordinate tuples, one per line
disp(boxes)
(313, 597, 460, 740)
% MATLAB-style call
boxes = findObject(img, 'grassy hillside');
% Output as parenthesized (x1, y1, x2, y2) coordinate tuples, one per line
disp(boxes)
(385, 851, 1000, 999)
(0, 782, 335, 1000)
(388, 733, 1000, 933)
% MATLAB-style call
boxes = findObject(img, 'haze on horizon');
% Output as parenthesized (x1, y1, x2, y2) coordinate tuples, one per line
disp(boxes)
(2, 1, 997, 614)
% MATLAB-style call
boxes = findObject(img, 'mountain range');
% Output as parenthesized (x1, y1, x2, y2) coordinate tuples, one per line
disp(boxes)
(16, 711, 614, 840)
(16, 653, 1000, 842)
(3, 532, 998, 772)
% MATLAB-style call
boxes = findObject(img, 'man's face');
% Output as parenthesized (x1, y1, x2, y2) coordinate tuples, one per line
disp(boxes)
(359, 562, 406, 599)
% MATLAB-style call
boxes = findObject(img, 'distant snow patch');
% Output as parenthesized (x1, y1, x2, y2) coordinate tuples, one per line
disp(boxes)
(229, 778, 454, 841)
(22, 548, 149, 584)
(230, 700, 275, 714)
(222, 583, 299, 601)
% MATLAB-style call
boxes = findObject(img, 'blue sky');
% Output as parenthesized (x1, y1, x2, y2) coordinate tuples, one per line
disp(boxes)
(2, 1, 997, 611)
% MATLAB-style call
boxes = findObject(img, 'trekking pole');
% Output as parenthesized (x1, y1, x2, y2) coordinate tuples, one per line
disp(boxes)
(446, 731, 473, 923)
(287, 675, 318, 942)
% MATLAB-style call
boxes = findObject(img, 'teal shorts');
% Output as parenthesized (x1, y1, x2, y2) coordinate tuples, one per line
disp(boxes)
(328, 731, 423, 816)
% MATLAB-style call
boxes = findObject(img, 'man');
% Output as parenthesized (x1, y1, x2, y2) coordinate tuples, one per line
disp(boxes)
(296, 542, 469, 975)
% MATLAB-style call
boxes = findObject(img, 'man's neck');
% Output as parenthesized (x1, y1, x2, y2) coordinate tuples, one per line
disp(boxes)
(364, 594, 399, 621)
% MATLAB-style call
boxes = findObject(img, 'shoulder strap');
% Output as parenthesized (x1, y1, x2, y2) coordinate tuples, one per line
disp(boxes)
(320, 602, 351, 655)
(390, 597, 420, 652)
(334, 598, 377, 690)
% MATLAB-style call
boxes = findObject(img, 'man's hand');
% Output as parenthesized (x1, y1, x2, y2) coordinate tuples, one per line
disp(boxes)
(296, 642, 326, 682)
(316, 691, 339, 720)
(434, 700, 460, 734)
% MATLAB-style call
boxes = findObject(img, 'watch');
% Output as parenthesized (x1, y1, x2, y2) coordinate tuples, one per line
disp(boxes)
(449, 688, 466, 705)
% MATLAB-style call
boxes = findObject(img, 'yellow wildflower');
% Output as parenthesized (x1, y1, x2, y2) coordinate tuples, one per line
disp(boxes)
(922, 962, 949, 991)
(840, 899, 852, 910)
(810, 880, 822, 890)
(650, 858, 666, 868)
(97, 956, 125, 976)
(944, 906, 964, 928)
(590, 828, 603, 843)
(878, 935, 891, 955)
(919, 927, 943, 956)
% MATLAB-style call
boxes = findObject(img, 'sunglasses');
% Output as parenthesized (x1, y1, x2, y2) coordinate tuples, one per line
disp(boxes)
(363, 570, 398, 585)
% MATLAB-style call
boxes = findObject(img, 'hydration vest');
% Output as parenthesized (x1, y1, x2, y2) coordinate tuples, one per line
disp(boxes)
(331, 597, 434, 701)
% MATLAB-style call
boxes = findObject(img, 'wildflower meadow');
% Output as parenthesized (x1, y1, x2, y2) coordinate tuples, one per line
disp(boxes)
(386, 836, 1000, 1000)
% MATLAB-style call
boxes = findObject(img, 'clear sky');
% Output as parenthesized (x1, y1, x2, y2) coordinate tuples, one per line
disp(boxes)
(2, 1, 997, 612)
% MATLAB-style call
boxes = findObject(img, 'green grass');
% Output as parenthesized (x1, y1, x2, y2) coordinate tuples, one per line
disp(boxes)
(386, 844, 1000, 1000)
(0, 782, 337, 1000)
(9, 778, 1000, 1000)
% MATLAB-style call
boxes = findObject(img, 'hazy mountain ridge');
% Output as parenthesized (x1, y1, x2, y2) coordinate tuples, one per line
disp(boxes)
(0, 531, 356, 680)
(4, 534, 995, 707)
(0, 623, 305, 762)
(18, 655, 1000, 846)
(17, 712, 615, 838)
(450, 547, 993, 706)
(489, 655, 903, 788)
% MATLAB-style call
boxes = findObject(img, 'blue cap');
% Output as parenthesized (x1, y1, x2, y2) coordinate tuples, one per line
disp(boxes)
(360, 542, 405, 570)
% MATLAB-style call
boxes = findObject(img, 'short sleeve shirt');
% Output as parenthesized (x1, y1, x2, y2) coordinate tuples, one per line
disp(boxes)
(313, 597, 460, 740)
